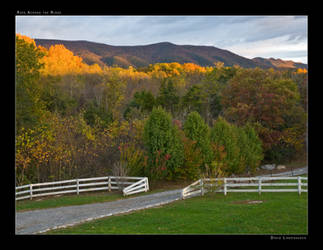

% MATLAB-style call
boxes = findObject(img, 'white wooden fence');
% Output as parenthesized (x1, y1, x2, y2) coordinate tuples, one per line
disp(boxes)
(122, 177, 149, 196)
(182, 176, 308, 199)
(16, 176, 149, 201)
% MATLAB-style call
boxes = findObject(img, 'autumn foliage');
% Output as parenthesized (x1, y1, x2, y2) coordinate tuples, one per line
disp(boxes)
(15, 34, 307, 185)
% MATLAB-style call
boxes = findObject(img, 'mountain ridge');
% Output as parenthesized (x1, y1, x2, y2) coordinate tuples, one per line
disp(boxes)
(34, 39, 307, 70)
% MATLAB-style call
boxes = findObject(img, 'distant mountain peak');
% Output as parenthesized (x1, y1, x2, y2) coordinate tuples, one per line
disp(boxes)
(154, 41, 175, 45)
(252, 57, 307, 69)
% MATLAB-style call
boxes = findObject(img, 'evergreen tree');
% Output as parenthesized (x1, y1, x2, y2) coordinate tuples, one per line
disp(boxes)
(183, 111, 213, 171)
(156, 78, 180, 115)
(143, 107, 184, 180)
(242, 123, 264, 173)
(210, 117, 240, 175)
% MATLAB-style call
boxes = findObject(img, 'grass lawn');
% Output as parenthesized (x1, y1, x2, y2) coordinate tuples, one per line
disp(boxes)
(46, 192, 308, 235)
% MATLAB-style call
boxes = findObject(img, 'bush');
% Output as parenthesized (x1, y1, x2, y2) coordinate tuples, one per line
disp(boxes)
(143, 107, 184, 180)
(265, 142, 296, 164)
(119, 142, 145, 176)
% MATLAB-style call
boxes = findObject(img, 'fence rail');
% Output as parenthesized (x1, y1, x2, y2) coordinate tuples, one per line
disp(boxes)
(16, 176, 149, 201)
(181, 176, 307, 199)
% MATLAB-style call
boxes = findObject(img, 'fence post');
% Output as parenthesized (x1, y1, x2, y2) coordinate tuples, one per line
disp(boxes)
(224, 178, 227, 196)
(76, 179, 79, 195)
(181, 189, 185, 200)
(298, 176, 301, 195)
(201, 179, 204, 196)
(30, 184, 33, 200)
(145, 177, 149, 192)
(258, 178, 262, 195)
(108, 176, 111, 192)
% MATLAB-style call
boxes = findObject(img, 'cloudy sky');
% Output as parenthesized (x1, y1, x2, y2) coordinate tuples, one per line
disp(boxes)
(16, 15, 308, 64)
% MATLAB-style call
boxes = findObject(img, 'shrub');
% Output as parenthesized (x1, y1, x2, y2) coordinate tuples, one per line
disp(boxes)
(119, 142, 145, 176)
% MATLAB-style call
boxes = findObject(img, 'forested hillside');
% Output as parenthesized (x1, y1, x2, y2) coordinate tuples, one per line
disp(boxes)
(34, 39, 308, 70)
(15, 34, 308, 185)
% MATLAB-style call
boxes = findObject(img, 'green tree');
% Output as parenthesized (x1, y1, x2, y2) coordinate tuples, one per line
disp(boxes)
(210, 117, 263, 175)
(143, 107, 184, 180)
(84, 100, 113, 128)
(16, 35, 46, 130)
(176, 129, 203, 180)
(235, 124, 264, 174)
(39, 75, 79, 116)
(182, 85, 207, 115)
(98, 72, 126, 120)
(210, 117, 240, 175)
(244, 124, 264, 172)
(201, 64, 238, 122)
(183, 111, 213, 171)
(156, 78, 180, 116)
(134, 90, 155, 112)
(123, 90, 155, 120)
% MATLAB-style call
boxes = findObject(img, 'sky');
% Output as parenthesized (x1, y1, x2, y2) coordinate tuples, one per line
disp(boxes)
(16, 15, 308, 64)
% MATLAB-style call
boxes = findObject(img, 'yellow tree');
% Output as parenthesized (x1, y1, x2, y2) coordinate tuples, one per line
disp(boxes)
(40, 44, 102, 76)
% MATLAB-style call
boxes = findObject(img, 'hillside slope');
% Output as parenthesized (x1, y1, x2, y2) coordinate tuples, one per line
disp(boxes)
(35, 39, 307, 70)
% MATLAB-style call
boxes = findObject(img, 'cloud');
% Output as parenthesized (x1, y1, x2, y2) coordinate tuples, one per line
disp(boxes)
(16, 15, 307, 63)
(224, 34, 307, 63)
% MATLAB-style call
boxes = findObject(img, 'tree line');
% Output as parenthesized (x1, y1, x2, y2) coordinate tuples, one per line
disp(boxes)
(15, 34, 307, 185)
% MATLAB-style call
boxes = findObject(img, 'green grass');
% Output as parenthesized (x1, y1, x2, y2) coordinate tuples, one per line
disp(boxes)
(46, 192, 308, 235)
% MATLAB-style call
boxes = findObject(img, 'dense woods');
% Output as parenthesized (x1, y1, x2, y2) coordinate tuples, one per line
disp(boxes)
(15, 34, 307, 185)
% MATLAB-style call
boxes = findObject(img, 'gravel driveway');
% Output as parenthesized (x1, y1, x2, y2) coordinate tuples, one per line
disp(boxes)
(15, 167, 307, 235)
(16, 189, 182, 234)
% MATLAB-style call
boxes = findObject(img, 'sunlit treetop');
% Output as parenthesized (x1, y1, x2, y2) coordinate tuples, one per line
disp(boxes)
(16, 33, 36, 47)
(296, 68, 307, 74)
